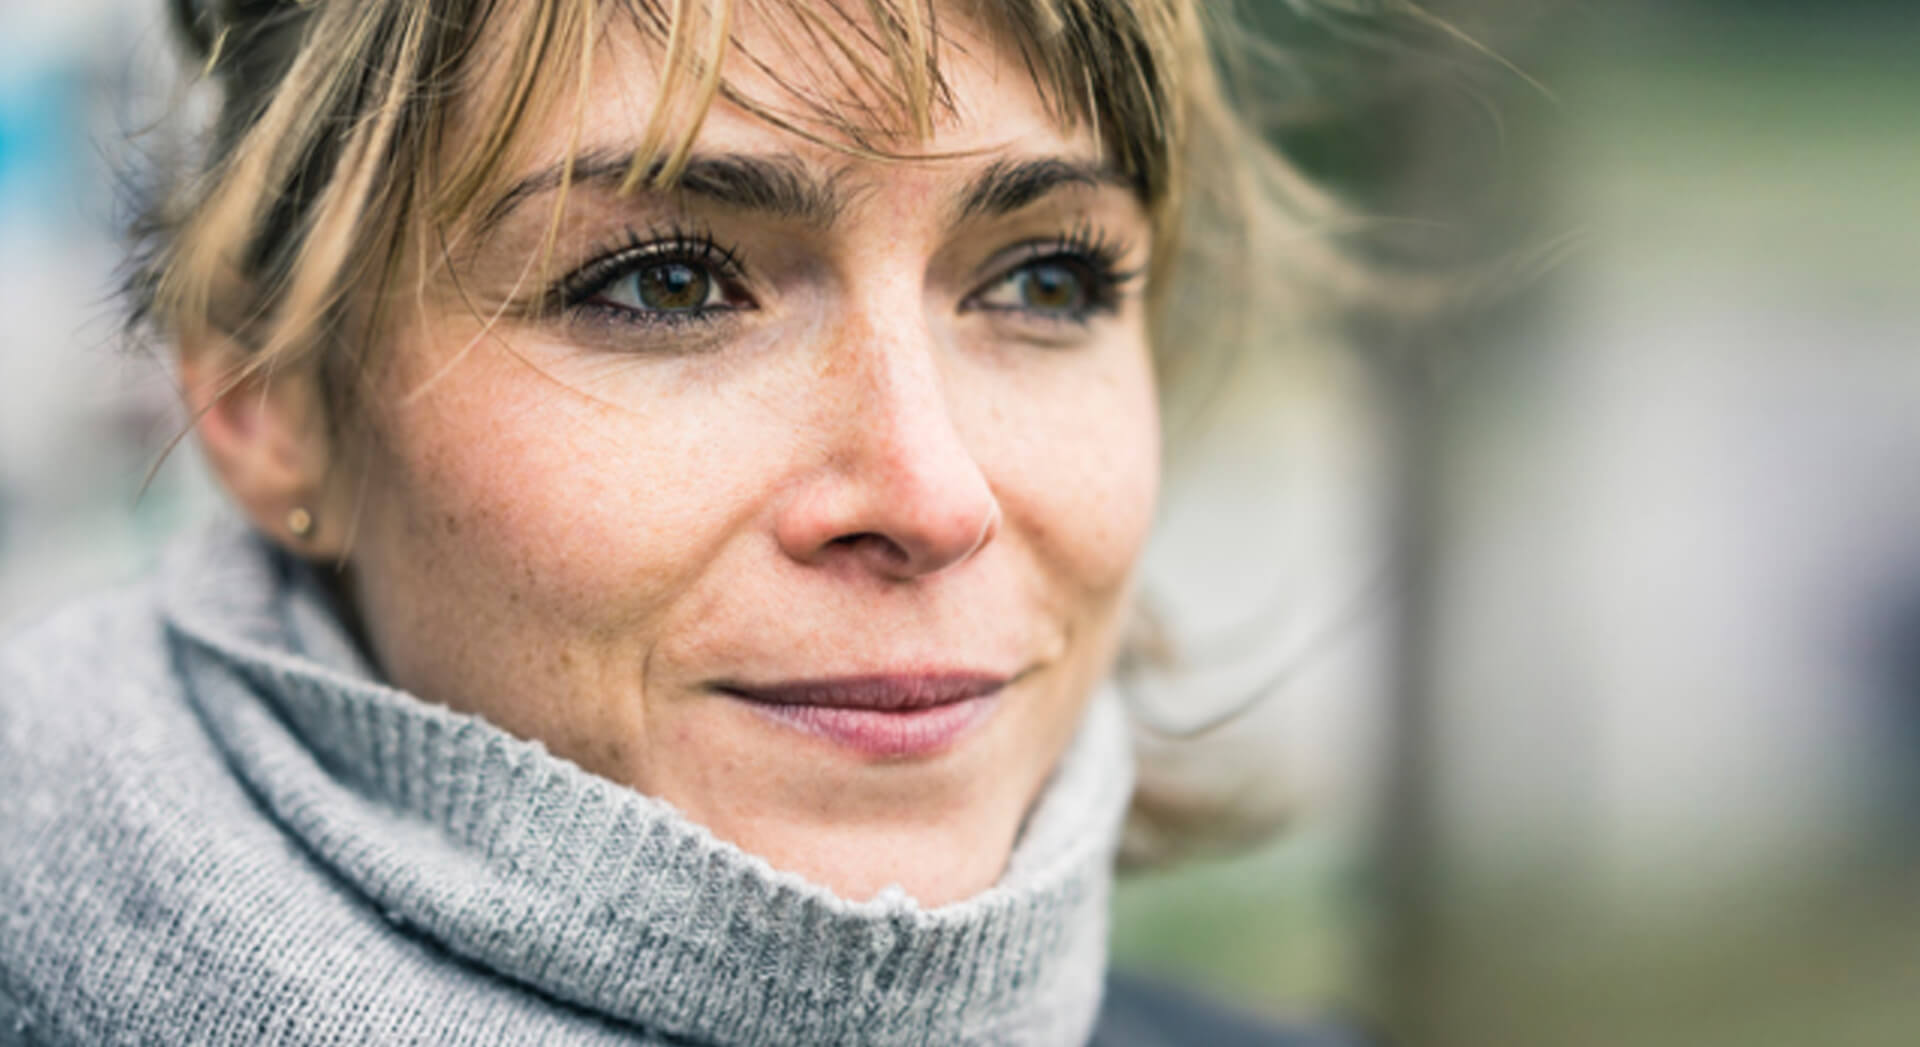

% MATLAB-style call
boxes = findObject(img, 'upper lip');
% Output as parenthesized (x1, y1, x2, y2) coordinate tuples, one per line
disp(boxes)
(714, 672, 1010, 711)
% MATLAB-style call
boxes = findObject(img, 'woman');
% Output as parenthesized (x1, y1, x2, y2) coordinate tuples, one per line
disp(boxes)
(0, 0, 1355, 1043)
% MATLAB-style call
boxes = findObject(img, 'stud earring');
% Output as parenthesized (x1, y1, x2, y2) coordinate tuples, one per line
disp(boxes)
(286, 506, 314, 539)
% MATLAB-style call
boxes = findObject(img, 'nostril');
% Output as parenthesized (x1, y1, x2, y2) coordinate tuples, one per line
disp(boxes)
(828, 532, 912, 570)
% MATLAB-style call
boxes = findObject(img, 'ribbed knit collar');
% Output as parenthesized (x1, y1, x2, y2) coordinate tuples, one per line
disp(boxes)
(158, 517, 1132, 1046)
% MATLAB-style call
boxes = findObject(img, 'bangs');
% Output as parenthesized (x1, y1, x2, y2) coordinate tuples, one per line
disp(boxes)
(149, 0, 1203, 394)
(438, 0, 1185, 232)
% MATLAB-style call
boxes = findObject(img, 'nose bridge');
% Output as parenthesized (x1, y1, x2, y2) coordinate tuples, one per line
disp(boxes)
(779, 299, 1000, 578)
(847, 310, 964, 480)
(842, 301, 998, 527)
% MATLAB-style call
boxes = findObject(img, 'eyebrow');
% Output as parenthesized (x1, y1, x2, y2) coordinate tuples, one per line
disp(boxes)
(953, 157, 1133, 222)
(482, 150, 1132, 232)
(482, 150, 847, 231)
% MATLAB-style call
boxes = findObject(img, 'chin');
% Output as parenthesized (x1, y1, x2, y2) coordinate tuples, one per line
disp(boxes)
(643, 674, 1077, 905)
(726, 803, 1027, 906)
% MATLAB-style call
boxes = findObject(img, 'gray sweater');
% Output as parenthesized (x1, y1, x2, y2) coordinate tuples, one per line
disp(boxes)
(0, 517, 1134, 1046)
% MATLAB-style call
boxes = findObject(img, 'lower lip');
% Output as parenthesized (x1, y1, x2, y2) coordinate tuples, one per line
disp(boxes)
(733, 693, 1000, 759)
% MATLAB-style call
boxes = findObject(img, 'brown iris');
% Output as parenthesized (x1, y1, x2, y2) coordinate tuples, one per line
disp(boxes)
(1015, 261, 1085, 312)
(636, 262, 711, 311)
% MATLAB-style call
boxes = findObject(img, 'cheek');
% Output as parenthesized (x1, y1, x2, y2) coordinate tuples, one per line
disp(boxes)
(351, 351, 750, 643)
(994, 339, 1161, 612)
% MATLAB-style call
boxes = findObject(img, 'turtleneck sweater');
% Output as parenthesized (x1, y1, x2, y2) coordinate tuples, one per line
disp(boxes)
(0, 517, 1135, 1046)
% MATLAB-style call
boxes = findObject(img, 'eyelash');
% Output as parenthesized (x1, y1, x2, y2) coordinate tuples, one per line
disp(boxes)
(549, 221, 1140, 332)
(553, 223, 748, 329)
(963, 223, 1140, 324)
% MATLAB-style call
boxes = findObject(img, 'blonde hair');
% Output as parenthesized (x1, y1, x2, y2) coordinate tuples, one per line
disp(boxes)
(137, 0, 1364, 862)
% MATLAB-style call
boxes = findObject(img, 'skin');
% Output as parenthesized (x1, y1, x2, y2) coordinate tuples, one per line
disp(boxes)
(190, 10, 1160, 906)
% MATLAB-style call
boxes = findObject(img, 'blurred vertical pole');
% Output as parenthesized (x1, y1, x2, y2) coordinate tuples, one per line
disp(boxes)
(1370, 328, 1445, 1046)
(1308, 4, 1569, 1042)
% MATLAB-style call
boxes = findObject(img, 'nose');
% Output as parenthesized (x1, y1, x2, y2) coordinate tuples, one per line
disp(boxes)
(773, 318, 1001, 581)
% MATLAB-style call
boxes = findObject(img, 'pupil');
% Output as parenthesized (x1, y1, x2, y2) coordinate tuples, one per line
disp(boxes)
(1022, 263, 1080, 310)
(639, 263, 708, 310)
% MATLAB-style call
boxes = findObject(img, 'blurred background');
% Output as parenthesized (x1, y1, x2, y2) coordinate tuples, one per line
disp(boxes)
(2, 1, 1915, 1044)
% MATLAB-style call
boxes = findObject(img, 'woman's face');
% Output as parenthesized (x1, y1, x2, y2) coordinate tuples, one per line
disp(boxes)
(331, 13, 1158, 904)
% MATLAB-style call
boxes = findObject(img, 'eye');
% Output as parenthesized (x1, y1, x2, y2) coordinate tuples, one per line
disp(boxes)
(962, 228, 1137, 327)
(974, 259, 1093, 316)
(595, 260, 724, 315)
(553, 228, 751, 331)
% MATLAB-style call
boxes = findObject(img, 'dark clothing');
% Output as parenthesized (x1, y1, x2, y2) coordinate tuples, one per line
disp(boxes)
(1093, 971, 1372, 1047)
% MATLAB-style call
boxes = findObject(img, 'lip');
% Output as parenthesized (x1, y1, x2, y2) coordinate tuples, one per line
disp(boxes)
(714, 673, 1008, 759)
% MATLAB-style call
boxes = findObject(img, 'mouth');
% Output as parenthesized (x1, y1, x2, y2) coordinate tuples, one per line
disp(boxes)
(712, 672, 1009, 759)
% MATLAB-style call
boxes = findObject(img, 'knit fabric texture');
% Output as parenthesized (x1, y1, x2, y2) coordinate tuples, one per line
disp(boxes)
(0, 517, 1135, 1046)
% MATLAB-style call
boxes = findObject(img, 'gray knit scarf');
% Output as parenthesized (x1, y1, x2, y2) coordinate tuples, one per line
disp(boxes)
(110, 518, 1127, 1045)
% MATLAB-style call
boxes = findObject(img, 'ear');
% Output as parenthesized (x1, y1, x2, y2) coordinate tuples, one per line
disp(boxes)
(180, 337, 352, 559)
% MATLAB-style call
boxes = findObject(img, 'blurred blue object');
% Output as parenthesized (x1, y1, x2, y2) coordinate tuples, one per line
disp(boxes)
(0, 64, 81, 224)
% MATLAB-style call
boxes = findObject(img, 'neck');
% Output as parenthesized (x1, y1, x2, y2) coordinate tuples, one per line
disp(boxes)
(160, 517, 1135, 1045)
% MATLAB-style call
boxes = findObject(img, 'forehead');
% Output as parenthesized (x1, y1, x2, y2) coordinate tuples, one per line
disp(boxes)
(449, 0, 1116, 226)
(600, 6, 1083, 177)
